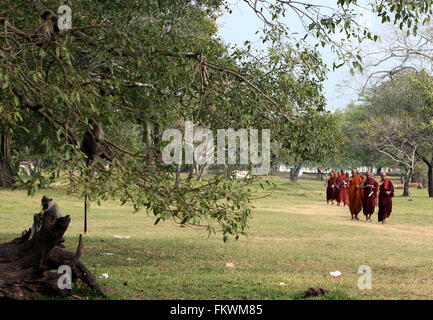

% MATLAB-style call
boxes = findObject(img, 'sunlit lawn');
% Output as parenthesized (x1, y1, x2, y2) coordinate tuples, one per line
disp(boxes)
(1, 175, 433, 299)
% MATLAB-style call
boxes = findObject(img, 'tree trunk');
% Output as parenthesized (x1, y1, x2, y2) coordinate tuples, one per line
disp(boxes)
(428, 164, 433, 198)
(175, 163, 182, 186)
(154, 122, 161, 159)
(146, 122, 153, 164)
(290, 161, 304, 183)
(317, 168, 322, 180)
(0, 131, 16, 187)
(186, 164, 194, 181)
(152, 116, 162, 164)
(418, 154, 433, 197)
(0, 215, 105, 299)
(402, 168, 412, 197)
(403, 178, 410, 197)
(196, 164, 209, 182)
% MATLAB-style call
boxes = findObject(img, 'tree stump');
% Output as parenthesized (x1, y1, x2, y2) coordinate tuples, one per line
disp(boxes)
(0, 214, 105, 299)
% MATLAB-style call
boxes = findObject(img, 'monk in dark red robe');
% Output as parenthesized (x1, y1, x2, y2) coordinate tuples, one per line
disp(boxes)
(325, 173, 332, 204)
(378, 171, 394, 224)
(343, 171, 349, 205)
(335, 171, 341, 206)
(332, 169, 340, 201)
(326, 172, 337, 204)
(359, 172, 378, 221)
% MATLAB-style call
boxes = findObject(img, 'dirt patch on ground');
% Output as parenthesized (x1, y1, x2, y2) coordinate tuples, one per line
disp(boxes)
(253, 204, 433, 240)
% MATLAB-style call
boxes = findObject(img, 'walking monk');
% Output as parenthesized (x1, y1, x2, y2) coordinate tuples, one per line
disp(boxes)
(348, 169, 363, 220)
(359, 172, 378, 221)
(332, 169, 339, 180)
(378, 171, 394, 224)
(331, 169, 339, 203)
(325, 172, 337, 205)
(357, 169, 365, 203)
(343, 171, 350, 206)
(336, 169, 349, 206)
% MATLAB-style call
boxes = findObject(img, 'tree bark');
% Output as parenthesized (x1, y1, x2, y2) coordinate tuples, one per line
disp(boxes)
(186, 164, 194, 181)
(317, 168, 322, 180)
(196, 164, 209, 182)
(428, 163, 433, 197)
(175, 163, 182, 186)
(402, 168, 412, 197)
(416, 152, 433, 198)
(0, 131, 16, 187)
(0, 215, 105, 299)
(290, 161, 304, 183)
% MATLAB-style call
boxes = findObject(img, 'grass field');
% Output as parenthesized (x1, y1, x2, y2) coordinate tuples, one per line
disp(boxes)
(1, 175, 433, 300)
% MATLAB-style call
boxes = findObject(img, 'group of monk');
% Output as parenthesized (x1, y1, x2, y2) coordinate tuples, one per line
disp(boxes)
(325, 169, 394, 224)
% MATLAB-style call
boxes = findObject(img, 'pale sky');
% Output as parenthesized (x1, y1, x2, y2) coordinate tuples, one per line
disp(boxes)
(217, 0, 386, 111)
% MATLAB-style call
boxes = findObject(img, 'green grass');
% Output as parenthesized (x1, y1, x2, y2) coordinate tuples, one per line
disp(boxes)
(1, 175, 433, 300)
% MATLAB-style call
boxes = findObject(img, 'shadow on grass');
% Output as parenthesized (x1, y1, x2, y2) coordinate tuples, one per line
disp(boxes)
(292, 289, 354, 300)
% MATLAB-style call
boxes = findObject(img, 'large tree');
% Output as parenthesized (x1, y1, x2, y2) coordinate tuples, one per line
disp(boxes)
(366, 71, 433, 197)
(1, 0, 432, 237)
(0, 0, 335, 240)
(343, 73, 431, 196)
(405, 71, 433, 197)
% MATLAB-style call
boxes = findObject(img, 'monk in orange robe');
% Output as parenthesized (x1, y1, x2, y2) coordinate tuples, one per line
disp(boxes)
(332, 169, 339, 179)
(357, 169, 365, 203)
(336, 169, 349, 206)
(348, 169, 363, 220)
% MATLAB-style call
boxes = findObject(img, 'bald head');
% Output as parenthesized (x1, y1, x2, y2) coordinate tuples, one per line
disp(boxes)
(380, 171, 387, 179)
(352, 169, 357, 176)
(366, 171, 371, 179)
